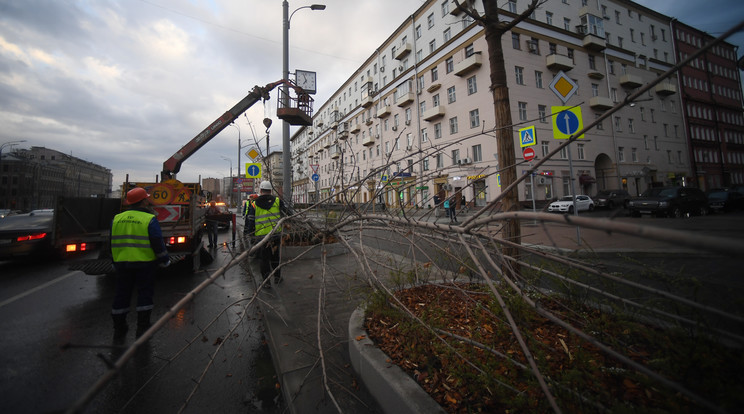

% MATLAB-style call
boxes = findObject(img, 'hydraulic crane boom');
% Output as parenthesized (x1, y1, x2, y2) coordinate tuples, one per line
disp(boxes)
(161, 79, 312, 181)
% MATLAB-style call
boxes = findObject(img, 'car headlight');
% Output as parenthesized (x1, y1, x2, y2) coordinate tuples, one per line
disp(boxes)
(628, 201, 634, 207)
(659, 201, 668, 208)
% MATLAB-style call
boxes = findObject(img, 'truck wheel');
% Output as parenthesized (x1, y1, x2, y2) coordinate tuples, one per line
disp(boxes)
(671, 207, 683, 218)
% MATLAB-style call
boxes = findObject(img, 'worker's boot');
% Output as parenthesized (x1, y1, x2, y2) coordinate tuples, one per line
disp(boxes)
(112, 313, 128, 341)
(136, 310, 152, 338)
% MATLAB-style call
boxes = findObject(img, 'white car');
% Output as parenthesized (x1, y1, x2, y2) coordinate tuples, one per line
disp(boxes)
(547, 195, 595, 213)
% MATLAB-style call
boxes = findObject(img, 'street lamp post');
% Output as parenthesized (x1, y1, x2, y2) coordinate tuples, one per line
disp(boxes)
(220, 156, 233, 206)
(230, 123, 242, 204)
(282, 1, 325, 204)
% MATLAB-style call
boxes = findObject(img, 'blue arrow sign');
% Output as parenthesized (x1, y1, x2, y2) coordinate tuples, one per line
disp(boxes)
(246, 163, 261, 178)
(551, 106, 585, 139)
(311, 173, 319, 182)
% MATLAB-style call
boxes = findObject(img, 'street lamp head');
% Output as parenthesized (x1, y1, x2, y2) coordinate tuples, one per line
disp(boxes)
(310, 4, 326, 10)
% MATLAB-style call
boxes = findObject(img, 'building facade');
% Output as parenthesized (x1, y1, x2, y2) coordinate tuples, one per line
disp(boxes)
(291, 0, 742, 207)
(672, 20, 744, 190)
(0, 146, 112, 211)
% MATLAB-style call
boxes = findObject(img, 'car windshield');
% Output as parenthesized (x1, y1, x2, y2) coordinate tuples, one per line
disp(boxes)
(707, 191, 728, 201)
(559, 196, 574, 201)
(642, 188, 676, 198)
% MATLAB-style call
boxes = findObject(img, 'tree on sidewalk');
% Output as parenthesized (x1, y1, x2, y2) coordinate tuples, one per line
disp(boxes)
(455, 0, 546, 264)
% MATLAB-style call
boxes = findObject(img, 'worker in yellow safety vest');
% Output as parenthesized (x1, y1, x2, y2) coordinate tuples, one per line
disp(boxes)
(244, 181, 285, 286)
(110, 187, 170, 340)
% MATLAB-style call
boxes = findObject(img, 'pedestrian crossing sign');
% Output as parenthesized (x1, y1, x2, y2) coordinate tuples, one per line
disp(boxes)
(519, 126, 536, 148)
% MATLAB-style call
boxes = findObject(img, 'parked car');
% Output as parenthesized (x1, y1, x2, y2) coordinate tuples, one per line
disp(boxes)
(547, 195, 595, 213)
(0, 209, 55, 259)
(593, 189, 631, 209)
(0, 209, 11, 219)
(706, 189, 744, 213)
(627, 186, 708, 218)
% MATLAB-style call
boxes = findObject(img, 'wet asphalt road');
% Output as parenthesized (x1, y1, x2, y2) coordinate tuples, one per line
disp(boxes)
(0, 226, 283, 414)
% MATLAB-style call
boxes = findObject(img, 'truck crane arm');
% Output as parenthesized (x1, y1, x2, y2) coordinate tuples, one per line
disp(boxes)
(161, 79, 296, 181)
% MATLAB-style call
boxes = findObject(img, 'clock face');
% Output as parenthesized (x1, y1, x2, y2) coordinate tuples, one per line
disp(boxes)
(296, 70, 316, 94)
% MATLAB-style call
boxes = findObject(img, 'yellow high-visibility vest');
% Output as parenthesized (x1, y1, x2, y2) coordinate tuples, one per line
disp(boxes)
(111, 210, 157, 262)
(254, 198, 281, 236)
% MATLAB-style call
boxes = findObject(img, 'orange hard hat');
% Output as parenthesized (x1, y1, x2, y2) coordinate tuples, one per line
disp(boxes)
(249, 193, 258, 200)
(125, 187, 150, 205)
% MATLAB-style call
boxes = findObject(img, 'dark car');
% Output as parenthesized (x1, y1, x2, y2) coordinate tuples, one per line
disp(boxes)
(593, 189, 631, 209)
(627, 186, 708, 218)
(206, 202, 233, 230)
(0, 209, 55, 259)
(706, 189, 744, 213)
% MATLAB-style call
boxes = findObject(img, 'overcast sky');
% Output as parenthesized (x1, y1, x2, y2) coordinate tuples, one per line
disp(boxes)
(1, 0, 742, 190)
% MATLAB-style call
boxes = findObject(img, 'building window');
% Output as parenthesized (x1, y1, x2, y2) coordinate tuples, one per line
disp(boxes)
(560, 147, 568, 159)
(429, 39, 436, 53)
(632, 147, 638, 162)
(518, 102, 528, 121)
(447, 86, 456, 103)
(415, 25, 421, 39)
(577, 143, 585, 160)
(467, 75, 477, 95)
(614, 116, 622, 131)
(421, 128, 428, 142)
(431, 67, 438, 82)
(512, 33, 520, 50)
(515, 66, 524, 85)
(546, 11, 553, 25)
(535, 70, 543, 88)
(445, 57, 454, 73)
(654, 136, 659, 150)
(433, 93, 440, 107)
(538, 105, 547, 123)
(443, 27, 451, 43)
(508, 0, 517, 13)
(541, 141, 549, 157)
(452, 149, 460, 165)
(588, 55, 596, 70)
(628, 118, 635, 133)
(472, 144, 482, 162)
(423, 157, 429, 171)
(436, 154, 443, 168)
(441, 0, 449, 16)
(449, 117, 458, 134)
(618, 147, 625, 162)
(549, 43, 557, 55)
(644, 135, 649, 149)
(427, 13, 434, 29)
(564, 18, 571, 31)
(434, 123, 442, 139)
(591, 83, 599, 97)
(469, 109, 480, 128)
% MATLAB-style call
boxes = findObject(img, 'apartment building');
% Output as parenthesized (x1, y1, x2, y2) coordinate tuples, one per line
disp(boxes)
(291, 0, 739, 207)
(672, 20, 744, 189)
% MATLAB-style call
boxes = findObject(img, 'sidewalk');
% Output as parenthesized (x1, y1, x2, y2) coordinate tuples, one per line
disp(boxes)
(240, 211, 692, 414)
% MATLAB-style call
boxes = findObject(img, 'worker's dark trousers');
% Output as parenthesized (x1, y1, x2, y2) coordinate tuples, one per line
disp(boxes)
(258, 235, 280, 280)
(111, 265, 155, 316)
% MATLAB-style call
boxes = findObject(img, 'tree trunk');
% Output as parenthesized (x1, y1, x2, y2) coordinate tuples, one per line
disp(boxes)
(483, 2, 521, 263)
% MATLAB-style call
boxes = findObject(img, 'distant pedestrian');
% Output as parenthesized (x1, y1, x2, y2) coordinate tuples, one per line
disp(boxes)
(110, 187, 170, 339)
(205, 201, 220, 248)
(443, 198, 450, 219)
(449, 197, 458, 223)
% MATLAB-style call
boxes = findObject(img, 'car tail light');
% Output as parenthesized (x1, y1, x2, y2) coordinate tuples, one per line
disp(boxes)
(167, 236, 188, 245)
(65, 243, 88, 252)
(17, 232, 47, 242)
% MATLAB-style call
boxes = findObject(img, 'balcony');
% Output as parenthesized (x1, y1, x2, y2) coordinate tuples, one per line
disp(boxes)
(377, 105, 391, 118)
(582, 34, 606, 51)
(365, 118, 374, 126)
(338, 129, 349, 140)
(423, 105, 446, 121)
(396, 92, 414, 107)
(330, 148, 341, 159)
(449, 0, 473, 16)
(587, 71, 604, 80)
(546, 54, 574, 71)
(323, 138, 331, 148)
(589, 96, 614, 111)
(350, 123, 361, 134)
(394, 42, 411, 60)
(453, 53, 482, 76)
(620, 74, 644, 89)
(361, 94, 373, 108)
(427, 83, 441, 92)
(362, 134, 376, 147)
(655, 82, 677, 96)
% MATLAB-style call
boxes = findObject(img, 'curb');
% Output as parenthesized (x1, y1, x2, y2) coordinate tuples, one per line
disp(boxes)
(348, 306, 447, 414)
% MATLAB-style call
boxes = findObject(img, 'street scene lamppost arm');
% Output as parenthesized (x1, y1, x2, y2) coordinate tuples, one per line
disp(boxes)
(283, 1, 325, 204)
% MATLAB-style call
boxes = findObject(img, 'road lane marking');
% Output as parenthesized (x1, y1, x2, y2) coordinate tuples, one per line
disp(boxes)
(0, 271, 81, 309)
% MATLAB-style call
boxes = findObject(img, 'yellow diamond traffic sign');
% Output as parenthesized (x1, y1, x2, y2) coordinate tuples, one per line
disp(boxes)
(549, 71, 579, 104)
(246, 147, 260, 161)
